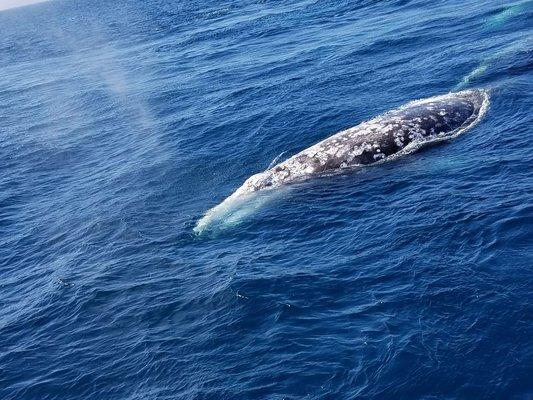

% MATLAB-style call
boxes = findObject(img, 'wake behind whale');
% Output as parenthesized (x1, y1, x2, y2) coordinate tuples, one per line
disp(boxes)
(194, 89, 490, 234)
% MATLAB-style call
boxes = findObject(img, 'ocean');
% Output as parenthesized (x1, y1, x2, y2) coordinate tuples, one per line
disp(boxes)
(0, 0, 532, 399)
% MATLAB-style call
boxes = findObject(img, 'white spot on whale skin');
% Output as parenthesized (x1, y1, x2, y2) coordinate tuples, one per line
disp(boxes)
(350, 146, 365, 157)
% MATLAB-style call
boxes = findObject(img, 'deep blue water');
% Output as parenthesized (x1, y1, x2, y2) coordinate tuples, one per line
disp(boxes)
(1, 0, 532, 399)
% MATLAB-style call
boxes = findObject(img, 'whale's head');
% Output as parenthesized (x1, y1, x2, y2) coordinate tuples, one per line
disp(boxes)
(395, 89, 490, 139)
(452, 89, 488, 115)
(442, 89, 490, 134)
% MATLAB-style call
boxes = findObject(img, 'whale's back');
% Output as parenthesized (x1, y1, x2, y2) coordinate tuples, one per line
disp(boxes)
(278, 89, 488, 173)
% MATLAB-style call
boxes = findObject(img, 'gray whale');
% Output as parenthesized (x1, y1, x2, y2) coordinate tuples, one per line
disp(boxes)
(195, 89, 489, 233)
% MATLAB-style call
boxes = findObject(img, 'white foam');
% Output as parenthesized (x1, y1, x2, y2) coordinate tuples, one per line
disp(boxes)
(456, 66, 488, 90)
(484, 1, 531, 29)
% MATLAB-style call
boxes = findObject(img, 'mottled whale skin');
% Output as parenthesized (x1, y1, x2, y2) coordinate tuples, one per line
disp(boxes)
(233, 89, 488, 196)
(194, 89, 489, 233)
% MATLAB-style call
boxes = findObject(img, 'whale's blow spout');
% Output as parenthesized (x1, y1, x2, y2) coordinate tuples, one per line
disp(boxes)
(194, 89, 489, 234)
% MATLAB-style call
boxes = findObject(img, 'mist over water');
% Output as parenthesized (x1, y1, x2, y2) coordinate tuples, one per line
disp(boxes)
(0, 0, 49, 12)
(0, 1, 531, 399)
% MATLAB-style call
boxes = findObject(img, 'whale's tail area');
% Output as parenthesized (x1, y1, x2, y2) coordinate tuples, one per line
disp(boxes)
(193, 193, 248, 235)
(193, 188, 283, 235)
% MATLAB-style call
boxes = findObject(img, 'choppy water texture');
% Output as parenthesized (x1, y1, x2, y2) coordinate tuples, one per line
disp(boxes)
(1, 1, 532, 399)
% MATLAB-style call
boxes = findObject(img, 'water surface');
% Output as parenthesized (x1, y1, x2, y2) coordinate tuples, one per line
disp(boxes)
(0, 0, 532, 399)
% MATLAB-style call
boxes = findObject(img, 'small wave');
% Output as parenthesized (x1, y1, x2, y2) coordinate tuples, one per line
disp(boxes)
(484, 0, 533, 29)
(457, 18, 532, 90)
(455, 65, 488, 90)
(267, 151, 287, 169)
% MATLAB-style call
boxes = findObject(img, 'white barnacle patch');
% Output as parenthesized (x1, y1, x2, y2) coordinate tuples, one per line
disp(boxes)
(357, 128, 367, 136)
(408, 128, 424, 140)
(316, 155, 327, 165)
(351, 146, 364, 157)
